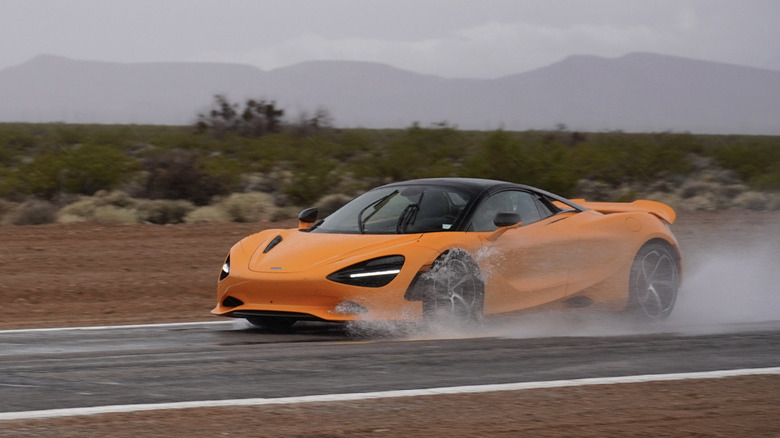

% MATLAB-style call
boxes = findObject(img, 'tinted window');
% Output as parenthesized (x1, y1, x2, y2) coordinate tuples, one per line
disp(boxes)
(470, 190, 543, 231)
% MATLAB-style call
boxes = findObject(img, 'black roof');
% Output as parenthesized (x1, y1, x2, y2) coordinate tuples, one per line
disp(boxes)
(379, 177, 587, 211)
(382, 177, 517, 195)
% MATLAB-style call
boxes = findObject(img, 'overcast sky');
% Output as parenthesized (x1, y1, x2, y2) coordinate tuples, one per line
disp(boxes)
(2, 0, 778, 78)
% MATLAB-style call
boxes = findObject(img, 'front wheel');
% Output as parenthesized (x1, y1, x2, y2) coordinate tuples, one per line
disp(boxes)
(422, 249, 484, 325)
(627, 242, 680, 320)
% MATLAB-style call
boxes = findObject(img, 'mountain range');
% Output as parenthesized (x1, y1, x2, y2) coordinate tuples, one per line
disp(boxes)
(1, 52, 778, 134)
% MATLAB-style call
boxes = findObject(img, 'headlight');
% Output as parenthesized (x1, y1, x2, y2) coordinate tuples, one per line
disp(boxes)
(326, 255, 404, 287)
(219, 255, 230, 281)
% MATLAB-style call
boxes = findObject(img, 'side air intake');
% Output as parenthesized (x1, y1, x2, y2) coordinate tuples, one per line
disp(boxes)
(221, 296, 244, 307)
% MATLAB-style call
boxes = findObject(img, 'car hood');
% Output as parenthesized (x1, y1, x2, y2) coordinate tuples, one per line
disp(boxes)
(246, 230, 424, 273)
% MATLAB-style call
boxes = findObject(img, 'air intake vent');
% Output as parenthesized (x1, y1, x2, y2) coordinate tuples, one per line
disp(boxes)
(263, 235, 283, 253)
(222, 296, 244, 307)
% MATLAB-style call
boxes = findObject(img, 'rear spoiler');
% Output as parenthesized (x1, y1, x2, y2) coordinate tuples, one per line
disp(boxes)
(569, 199, 676, 224)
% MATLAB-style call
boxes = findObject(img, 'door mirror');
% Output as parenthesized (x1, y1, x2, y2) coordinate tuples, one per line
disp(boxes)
(493, 212, 522, 228)
(298, 207, 318, 230)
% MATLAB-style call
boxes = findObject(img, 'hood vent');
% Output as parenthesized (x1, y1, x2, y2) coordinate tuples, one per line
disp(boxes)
(263, 235, 283, 254)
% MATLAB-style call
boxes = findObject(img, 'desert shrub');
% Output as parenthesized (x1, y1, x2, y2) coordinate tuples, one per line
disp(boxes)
(747, 161, 780, 192)
(240, 172, 278, 193)
(566, 133, 696, 192)
(573, 179, 614, 201)
(91, 205, 138, 224)
(768, 194, 780, 211)
(710, 139, 780, 191)
(465, 131, 578, 195)
(0, 169, 24, 200)
(645, 192, 683, 210)
(657, 132, 703, 154)
(57, 213, 86, 224)
(135, 149, 229, 205)
(60, 144, 138, 194)
(1, 123, 778, 213)
(218, 192, 277, 222)
(202, 155, 244, 192)
(10, 149, 67, 199)
(9, 200, 58, 225)
(683, 194, 719, 211)
(184, 205, 232, 223)
(195, 95, 285, 138)
(216, 134, 291, 173)
(11, 144, 137, 199)
(58, 194, 194, 224)
(0, 126, 39, 152)
(53, 125, 89, 145)
(283, 161, 342, 206)
(647, 179, 679, 194)
(359, 123, 465, 182)
(269, 206, 299, 221)
(513, 138, 577, 195)
(466, 131, 522, 183)
(331, 130, 372, 160)
(94, 190, 137, 208)
(57, 198, 98, 222)
(57, 191, 139, 223)
(0, 144, 10, 166)
(719, 183, 748, 199)
(733, 191, 770, 211)
(679, 180, 718, 199)
(136, 199, 195, 224)
(314, 193, 353, 217)
(615, 188, 638, 202)
(0, 199, 17, 223)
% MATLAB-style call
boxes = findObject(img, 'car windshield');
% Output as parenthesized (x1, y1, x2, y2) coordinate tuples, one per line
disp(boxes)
(311, 185, 472, 234)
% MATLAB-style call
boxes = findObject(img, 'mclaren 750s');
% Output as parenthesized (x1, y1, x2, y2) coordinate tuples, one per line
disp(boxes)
(212, 178, 681, 330)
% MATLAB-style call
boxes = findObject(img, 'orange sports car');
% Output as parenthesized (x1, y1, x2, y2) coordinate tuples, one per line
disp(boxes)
(213, 178, 681, 330)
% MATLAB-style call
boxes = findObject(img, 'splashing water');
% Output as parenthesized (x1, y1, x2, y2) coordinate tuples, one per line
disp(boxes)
(670, 242, 780, 325)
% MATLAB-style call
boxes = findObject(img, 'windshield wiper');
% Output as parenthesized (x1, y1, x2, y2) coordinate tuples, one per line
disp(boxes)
(396, 204, 419, 234)
(396, 190, 424, 234)
(358, 190, 398, 234)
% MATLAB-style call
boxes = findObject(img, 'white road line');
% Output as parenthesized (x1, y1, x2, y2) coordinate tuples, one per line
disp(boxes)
(0, 321, 232, 335)
(2, 367, 778, 421)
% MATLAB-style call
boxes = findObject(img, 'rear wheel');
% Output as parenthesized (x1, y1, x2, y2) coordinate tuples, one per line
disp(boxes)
(628, 242, 679, 320)
(422, 250, 484, 325)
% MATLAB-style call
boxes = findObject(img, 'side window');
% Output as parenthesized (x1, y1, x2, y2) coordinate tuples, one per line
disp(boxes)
(470, 190, 543, 232)
(536, 194, 560, 217)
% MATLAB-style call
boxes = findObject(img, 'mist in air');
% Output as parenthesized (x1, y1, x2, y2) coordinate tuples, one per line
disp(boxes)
(671, 243, 780, 325)
(481, 238, 780, 340)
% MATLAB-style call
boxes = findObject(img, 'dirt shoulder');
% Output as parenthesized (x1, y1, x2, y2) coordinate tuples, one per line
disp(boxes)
(2, 376, 778, 437)
(0, 220, 295, 329)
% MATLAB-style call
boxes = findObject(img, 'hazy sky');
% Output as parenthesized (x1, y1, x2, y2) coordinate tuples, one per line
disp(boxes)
(2, 0, 778, 78)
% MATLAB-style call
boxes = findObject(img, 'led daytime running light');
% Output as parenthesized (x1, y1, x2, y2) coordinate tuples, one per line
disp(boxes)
(349, 269, 401, 279)
(327, 255, 405, 287)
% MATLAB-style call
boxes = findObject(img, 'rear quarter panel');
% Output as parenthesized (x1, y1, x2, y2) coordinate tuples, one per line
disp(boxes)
(565, 210, 679, 306)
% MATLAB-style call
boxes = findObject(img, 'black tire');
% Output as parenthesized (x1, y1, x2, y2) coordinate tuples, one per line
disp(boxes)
(422, 249, 484, 325)
(246, 316, 297, 332)
(627, 242, 680, 320)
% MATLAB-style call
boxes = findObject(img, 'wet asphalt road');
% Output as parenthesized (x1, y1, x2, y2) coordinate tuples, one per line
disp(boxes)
(1, 320, 779, 414)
